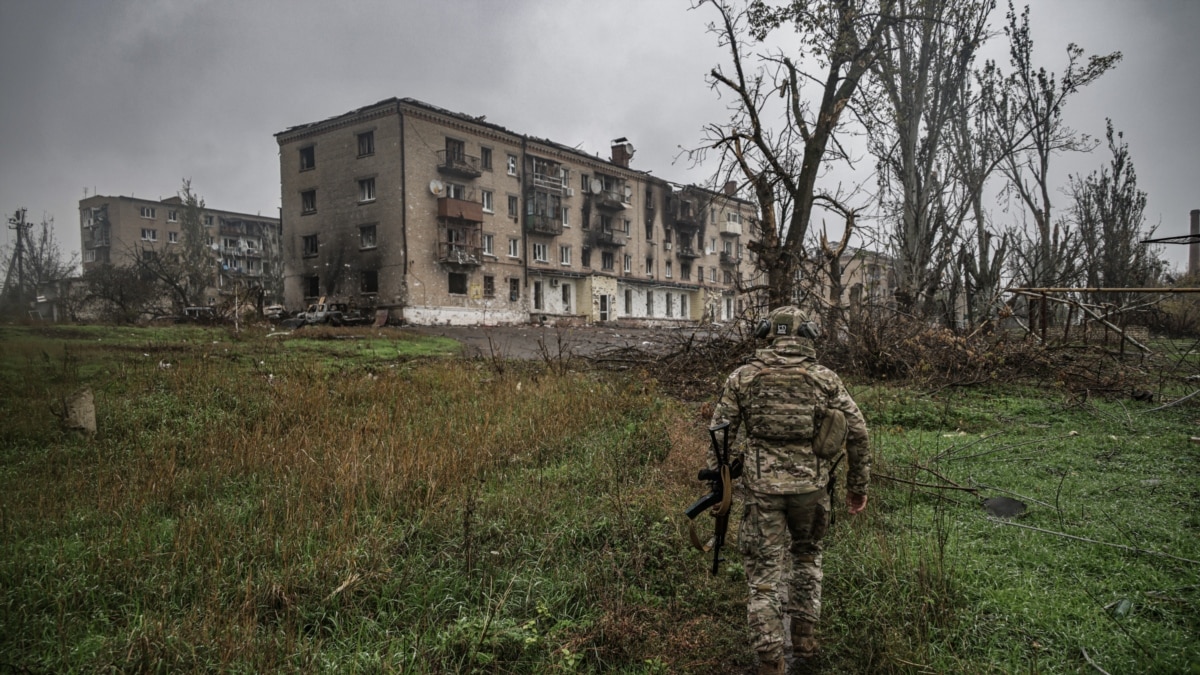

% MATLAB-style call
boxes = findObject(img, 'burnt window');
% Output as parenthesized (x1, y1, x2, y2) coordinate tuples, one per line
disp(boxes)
(361, 270, 378, 294)
(302, 234, 319, 257)
(601, 251, 614, 271)
(448, 272, 468, 295)
(299, 146, 315, 171)
(483, 275, 495, 298)
(304, 275, 320, 298)
(357, 131, 374, 157)
(301, 190, 316, 214)
(582, 247, 592, 268)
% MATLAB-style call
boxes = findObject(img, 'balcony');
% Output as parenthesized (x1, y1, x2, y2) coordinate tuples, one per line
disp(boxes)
(676, 246, 701, 260)
(594, 230, 626, 248)
(526, 213, 563, 237)
(669, 197, 705, 231)
(530, 173, 565, 195)
(719, 220, 743, 237)
(438, 197, 484, 223)
(590, 189, 627, 211)
(720, 251, 741, 266)
(437, 150, 482, 178)
(437, 242, 483, 266)
(244, 248, 262, 258)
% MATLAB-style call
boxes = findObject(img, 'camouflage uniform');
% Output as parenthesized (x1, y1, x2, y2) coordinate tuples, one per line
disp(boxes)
(709, 312, 870, 665)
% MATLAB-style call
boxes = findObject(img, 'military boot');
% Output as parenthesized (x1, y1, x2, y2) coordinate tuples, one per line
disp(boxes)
(757, 655, 786, 675)
(791, 619, 819, 660)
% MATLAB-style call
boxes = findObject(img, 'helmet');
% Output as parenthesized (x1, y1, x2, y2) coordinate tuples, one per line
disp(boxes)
(756, 306, 820, 341)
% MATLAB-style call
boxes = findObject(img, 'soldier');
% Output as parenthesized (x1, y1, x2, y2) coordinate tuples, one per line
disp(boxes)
(708, 306, 870, 674)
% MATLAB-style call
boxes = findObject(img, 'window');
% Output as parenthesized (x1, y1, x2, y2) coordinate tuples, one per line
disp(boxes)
(301, 190, 316, 214)
(562, 207, 570, 227)
(667, 293, 674, 318)
(681, 294, 689, 318)
(223, 237, 239, 250)
(724, 270, 733, 284)
(561, 283, 571, 312)
(299, 146, 315, 170)
(623, 254, 632, 274)
(358, 178, 376, 203)
(507, 153, 518, 176)
(665, 260, 673, 279)
(624, 289, 632, 315)
(580, 173, 589, 191)
(482, 233, 494, 256)
(303, 234, 319, 257)
(708, 238, 717, 254)
(646, 220, 653, 240)
(533, 281, 544, 310)
(559, 167, 569, 187)
(508, 195, 519, 218)
(84, 249, 96, 263)
(445, 138, 465, 162)
(664, 228, 672, 244)
(246, 259, 259, 272)
(697, 266, 703, 282)
(582, 247, 592, 268)
(167, 210, 178, 222)
(357, 131, 374, 157)
(508, 238, 520, 258)
(168, 231, 178, 244)
(483, 275, 495, 298)
(204, 215, 214, 226)
(449, 272, 468, 295)
(140, 228, 157, 241)
(724, 240, 734, 255)
(560, 245, 571, 266)
(482, 190, 494, 213)
(533, 242, 549, 262)
(600, 214, 613, 232)
(446, 183, 466, 200)
(361, 269, 378, 294)
(646, 257, 653, 275)
(681, 264, 691, 281)
(360, 224, 377, 249)
(481, 147, 492, 170)
(646, 291, 654, 316)
(711, 267, 718, 283)
(601, 251, 614, 271)
(623, 219, 631, 234)
(304, 275, 319, 297)
(139, 206, 156, 219)
(509, 278, 520, 301)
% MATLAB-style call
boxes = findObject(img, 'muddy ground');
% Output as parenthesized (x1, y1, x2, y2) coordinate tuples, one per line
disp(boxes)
(400, 323, 709, 360)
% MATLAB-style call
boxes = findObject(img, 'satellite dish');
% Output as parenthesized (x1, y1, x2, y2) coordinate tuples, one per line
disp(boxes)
(429, 179, 445, 196)
(590, 178, 602, 194)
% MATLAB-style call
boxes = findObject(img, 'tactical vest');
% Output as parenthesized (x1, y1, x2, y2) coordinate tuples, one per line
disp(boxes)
(744, 364, 826, 442)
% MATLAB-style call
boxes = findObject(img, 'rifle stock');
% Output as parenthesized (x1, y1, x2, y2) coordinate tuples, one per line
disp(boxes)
(685, 422, 741, 575)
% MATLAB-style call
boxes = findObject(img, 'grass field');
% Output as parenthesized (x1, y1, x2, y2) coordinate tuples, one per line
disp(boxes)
(1, 324, 1196, 673)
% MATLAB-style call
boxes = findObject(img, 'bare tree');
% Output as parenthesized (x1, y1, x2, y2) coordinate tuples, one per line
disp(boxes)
(1071, 120, 1164, 306)
(132, 180, 216, 312)
(865, 0, 994, 316)
(80, 264, 159, 323)
(1, 212, 78, 311)
(701, 0, 897, 308)
(995, 2, 1121, 292)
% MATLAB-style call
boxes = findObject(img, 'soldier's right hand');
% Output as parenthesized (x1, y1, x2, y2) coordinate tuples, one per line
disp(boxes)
(847, 492, 868, 515)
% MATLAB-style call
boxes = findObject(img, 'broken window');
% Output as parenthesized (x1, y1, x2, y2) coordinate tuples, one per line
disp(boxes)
(509, 278, 520, 302)
(482, 234, 494, 256)
(480, 147, 492, 170)
(507, 153, 517, 176)
(359, 225, 376, 249)
(623, 254, 632, 273)
(533, 281, 543, 310)
(357, 131, 374, 157)
(303, 234, 319, 257)
(304, 275, 319, 298)
(483, 275, 495, 298)
(508, 237, 519, 258)
(301, 190, 316, 214)
(448, 272, 468, 295)
(582, 247, 592, 268)
(533, 243, 548, 263)
(624, 290, 632, 315)
(361, 270, 378, 294)
(560, 245, 571, 266)
(299, 145, 315, 170)
(508, 195, 519, 218)
(601, 252, 614, 271)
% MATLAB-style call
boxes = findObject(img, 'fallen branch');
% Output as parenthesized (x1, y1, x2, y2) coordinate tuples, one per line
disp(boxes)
(1138, 388, 1200, 413)
(986, 519, 1200, 566)
(1081, 648, 1111, 675)
(969, 479, 1054, 509)
(877, 473, 980, 493)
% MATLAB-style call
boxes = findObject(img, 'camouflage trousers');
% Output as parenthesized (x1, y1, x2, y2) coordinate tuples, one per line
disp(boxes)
(738, 488, 830, 661)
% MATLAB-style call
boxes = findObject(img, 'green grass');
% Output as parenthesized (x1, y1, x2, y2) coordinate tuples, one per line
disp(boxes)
(0, 324, 1197, 673)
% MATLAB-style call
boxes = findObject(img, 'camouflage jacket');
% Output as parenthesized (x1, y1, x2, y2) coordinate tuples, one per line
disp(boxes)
(709, 338, 870, 495)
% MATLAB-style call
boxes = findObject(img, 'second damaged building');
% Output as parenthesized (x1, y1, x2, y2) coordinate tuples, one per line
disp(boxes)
(275, 98, 756, 326)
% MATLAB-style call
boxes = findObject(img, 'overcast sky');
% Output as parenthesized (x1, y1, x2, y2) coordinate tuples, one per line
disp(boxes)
(1, 0, 1197, 272)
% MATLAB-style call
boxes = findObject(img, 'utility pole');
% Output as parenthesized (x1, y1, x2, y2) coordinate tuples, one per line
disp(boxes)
(4, 208, 33, 303)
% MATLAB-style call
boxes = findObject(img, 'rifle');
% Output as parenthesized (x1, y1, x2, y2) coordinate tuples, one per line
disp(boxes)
(826, 452, 844, 528)
(685, 421, 743, 575)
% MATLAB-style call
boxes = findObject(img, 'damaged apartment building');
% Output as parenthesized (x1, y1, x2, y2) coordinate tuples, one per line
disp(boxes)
(79, 194, 283, 307)
(274, 98, 756, 326)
